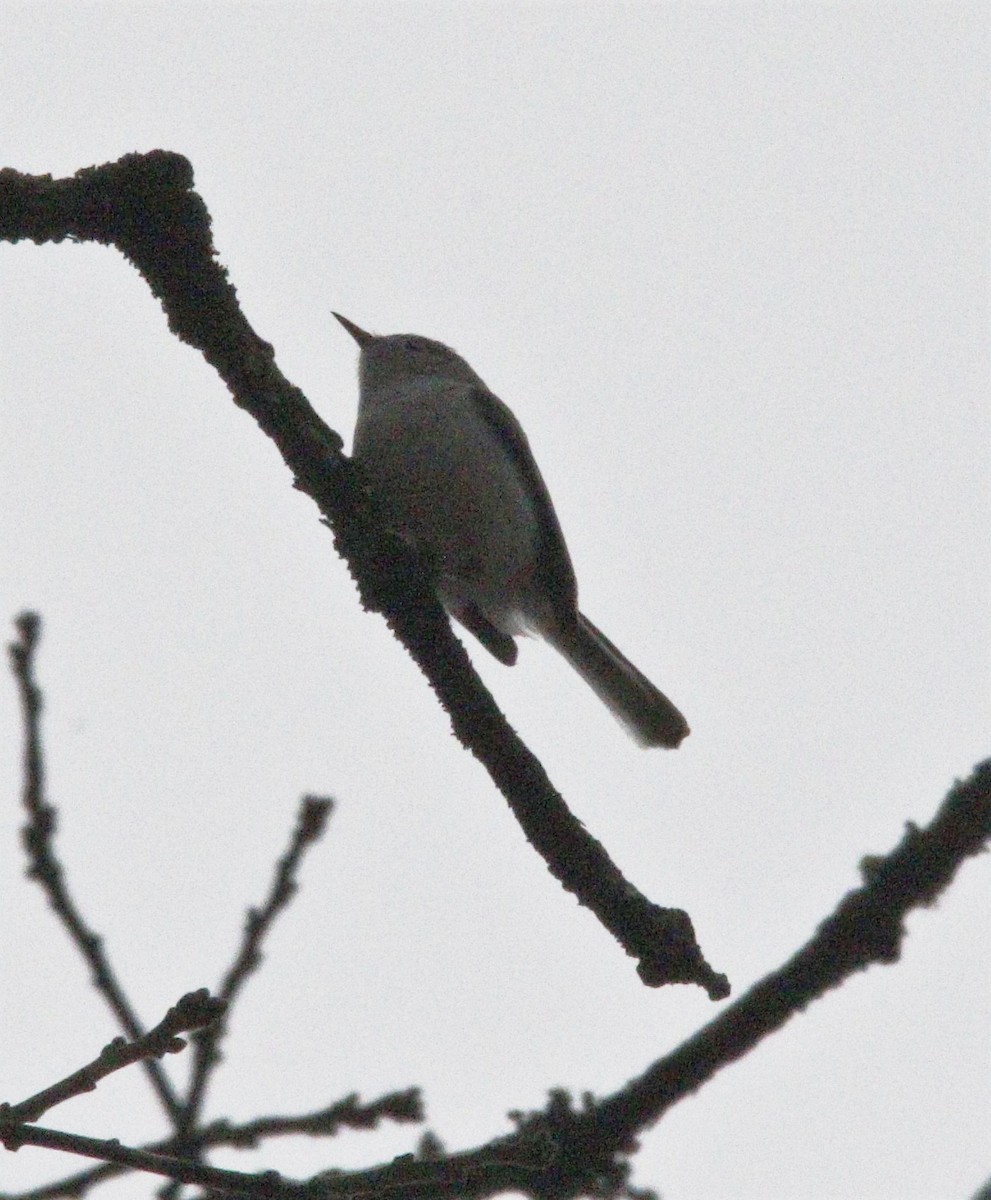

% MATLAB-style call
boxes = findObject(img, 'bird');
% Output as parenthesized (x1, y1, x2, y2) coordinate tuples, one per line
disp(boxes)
(333, 313, 689, 748)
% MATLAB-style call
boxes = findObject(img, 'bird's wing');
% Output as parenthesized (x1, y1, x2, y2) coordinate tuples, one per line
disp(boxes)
(468, 386, 578, 613)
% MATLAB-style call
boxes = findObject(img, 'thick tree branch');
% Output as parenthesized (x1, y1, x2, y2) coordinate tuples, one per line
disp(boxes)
(0, 157, 726, 997)
(597, 758, 991, 1139)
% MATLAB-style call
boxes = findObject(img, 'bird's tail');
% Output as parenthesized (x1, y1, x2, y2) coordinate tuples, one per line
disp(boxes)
(545, 612, 689, 748)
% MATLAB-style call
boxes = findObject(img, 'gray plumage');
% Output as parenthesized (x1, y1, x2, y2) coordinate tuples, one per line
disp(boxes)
(334, 313, 689, 748)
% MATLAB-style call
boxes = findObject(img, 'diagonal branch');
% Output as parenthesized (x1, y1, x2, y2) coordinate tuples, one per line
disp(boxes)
(0, 155, 726, 997)
(488, 759, 991, 1200)
(4, 990, 224, 1125)
(597, 757, 991, 1139)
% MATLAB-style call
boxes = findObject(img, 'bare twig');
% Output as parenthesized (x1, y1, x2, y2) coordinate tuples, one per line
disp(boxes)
(1, 763, 985, 1200)
(0, 1090, 422, 1200)
(0, 1120, 550, 1200)
(3, 991, 225, 1126)
(7, 612, 186, 1123)
(203, 1089, 423, 1146)
(179, 796, 335, 1142)
(0, 158, 725, 995)
(0, 1124, 299, 1199)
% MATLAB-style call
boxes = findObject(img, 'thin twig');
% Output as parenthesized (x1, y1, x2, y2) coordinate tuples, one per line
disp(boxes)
(158, 796, 334, 1200)
(184, 796, 334, 1128)
(0, 1121, 550, 1200)
(202, 1089, 423, 1146)
(0, 1090, 422, 1200)
(0, 1124, 301, 1199)
(4, 991, 225, 1125)
(7, 612, 186, 1125)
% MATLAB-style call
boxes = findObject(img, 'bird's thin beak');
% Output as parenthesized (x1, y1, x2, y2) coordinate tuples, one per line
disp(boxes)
(332, 312, 374, 348)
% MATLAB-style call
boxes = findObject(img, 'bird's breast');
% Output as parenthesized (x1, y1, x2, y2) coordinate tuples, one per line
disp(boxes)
(352, 379, 542, 629)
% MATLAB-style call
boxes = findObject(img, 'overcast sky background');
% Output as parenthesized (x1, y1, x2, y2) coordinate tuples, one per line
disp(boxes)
(1, 5, 988, 1199)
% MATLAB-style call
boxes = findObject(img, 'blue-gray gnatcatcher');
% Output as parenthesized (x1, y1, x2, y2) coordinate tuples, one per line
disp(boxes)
(333, 313, 689, 748)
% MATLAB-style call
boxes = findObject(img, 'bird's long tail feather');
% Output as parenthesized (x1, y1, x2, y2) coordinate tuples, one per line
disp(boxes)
(545, 613, 689, 748)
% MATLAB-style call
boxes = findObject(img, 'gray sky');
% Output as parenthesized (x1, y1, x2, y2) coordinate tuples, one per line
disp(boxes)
(1, 4, 988, 1198)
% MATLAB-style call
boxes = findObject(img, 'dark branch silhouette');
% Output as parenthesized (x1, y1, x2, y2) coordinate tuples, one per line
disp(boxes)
(3, 991, 224, 1127)
(1, 1119, 553, 1200)
(181, 794, 335, 1141)
(3, 612, 988, 1199)
(2, 1092, 423, 1200)
(0, 154, 726, 997)
(4, 614, 424, 1200)
(8, 610, 187, 1125)
(3, 145, 988, 1200)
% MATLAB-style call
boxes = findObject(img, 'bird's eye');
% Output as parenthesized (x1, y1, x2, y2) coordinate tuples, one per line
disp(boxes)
(403, 338, 420, 353)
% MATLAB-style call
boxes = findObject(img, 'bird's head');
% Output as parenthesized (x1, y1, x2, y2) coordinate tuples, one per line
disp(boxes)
(333, 313, 485, 391)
